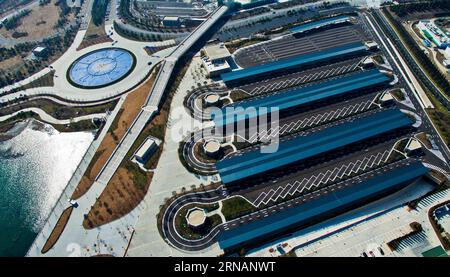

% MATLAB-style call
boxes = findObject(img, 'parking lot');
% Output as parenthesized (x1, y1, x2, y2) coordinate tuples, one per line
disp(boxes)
(236, 134, 403, 205)
(234, 24, 368, 68)
(237, 58, 363, 96)
(237, 93, 378, 144)
(135, 1, 209, 18)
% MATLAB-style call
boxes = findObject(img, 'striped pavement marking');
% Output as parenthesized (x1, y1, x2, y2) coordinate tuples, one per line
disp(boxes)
(242, 99, 374, 144)
(248, 61, 360, 95)
(252, 150, 391, 207)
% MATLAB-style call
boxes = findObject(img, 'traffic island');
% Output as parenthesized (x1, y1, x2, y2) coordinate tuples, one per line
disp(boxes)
(174, 203, 222, 240)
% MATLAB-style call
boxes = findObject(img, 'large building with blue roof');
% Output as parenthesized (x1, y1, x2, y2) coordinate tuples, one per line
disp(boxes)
(217, 161, 429, 252)
(214, 69, 390, 129)
(289, 15, 352, 34)
(216, 109, 413, 185)
(221, 42, 367, 86)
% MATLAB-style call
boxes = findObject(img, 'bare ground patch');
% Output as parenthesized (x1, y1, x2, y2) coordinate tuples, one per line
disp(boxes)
(0, 1, 63, 42)
(71, 68, 158, 200)
(82, 99, 169, 228)
(77, 19, 112, 51)
(82, 59, 191, 228)
(41, 206, 73, 254)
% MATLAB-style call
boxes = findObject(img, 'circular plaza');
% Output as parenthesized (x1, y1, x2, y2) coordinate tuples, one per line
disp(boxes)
(67, 48, 136, 89)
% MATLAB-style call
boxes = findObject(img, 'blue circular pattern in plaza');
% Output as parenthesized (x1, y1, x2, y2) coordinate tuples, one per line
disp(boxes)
(68, 48, 136, 89)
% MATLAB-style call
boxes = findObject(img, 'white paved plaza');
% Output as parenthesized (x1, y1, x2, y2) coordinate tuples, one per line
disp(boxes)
(0, 23, 176, 104)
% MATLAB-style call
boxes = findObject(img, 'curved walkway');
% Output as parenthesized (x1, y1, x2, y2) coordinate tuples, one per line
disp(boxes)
(182, 132, 219, 174)
(0, 22, 176, 104)
(185, 85, 230, 121)
(0, 107, 106, 125)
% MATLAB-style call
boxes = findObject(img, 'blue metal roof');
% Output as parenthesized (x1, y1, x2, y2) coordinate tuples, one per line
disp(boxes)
(216, 109, 413, 184)
(221, 42, 367, 84)
(214, 69, 390, 128)
(217, 161, 428, 251)
(290, 15, 351, 33)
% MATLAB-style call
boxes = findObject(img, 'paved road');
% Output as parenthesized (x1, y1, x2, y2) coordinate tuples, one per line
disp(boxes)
(364, 11, 450, 164)
(161, 186, 225, 251)
(377, 10, 449, 109)
(96, 6, 229, 187)
(182, 92, 379, 175)
(26, 4, 228, 257)
(161, 158, 422, 252)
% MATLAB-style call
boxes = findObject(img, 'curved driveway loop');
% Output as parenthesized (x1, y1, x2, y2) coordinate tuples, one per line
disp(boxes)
(161, 187, 225, 251)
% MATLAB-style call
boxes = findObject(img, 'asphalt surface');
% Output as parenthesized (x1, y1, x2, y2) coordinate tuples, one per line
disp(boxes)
(237, 57, 363, 95)
(182, 91, 380, 174)
(161, 186, 225, 251)
(184, 58, 365, 121)
(240, 138, 399, 205)
(364, 11, 450, 164)
(234, 24, 367, 68)
(185, 84, 229, 121)
(161, 158, 422, 251)
(160, 11, 450, 253)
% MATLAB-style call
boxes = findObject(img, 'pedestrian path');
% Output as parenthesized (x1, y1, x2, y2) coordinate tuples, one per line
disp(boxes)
(0, 107, 106, 125)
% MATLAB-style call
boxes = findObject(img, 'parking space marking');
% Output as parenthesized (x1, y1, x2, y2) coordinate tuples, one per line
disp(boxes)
(252, 150, 391, 207)
(244, 100, 374, 144)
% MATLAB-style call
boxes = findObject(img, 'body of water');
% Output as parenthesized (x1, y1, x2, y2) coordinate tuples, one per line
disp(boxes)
(0, 120, 94, 256)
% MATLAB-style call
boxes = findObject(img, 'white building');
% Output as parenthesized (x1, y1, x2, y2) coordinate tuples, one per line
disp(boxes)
(202, 43, 232, 77)
(134, 138, 158, 164)
(405, 138, 422, 156)
(365, 41, 379, 51)
(444, 47, 450, 59)
(32, 46, 48, 58)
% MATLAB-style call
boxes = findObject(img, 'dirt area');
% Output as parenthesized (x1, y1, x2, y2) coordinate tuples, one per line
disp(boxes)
(82, 61, 192, 228)
(77, 19, 112, 50)
(0, 56, 22, 69)
(41, 206, 73, 254)
(415, 132, 432, 149)
(71, 68, 159, 200)
(77, 35, 112, 51)
(225, 38, 269, 54)
(0, 1, 66, 42)
(434, 51, 450, 82)
(83, 167, 153, 229)
(83, 90, 169, 228)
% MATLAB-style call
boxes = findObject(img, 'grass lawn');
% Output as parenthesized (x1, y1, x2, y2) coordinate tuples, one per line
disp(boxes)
(221, 197, 256, 221)
(426, 95, 450, 147)
(77, 17, 112, 50)
(174, 203, 221, 240)
(390, 88, 405, 101)
(85, 18, 107, 39)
